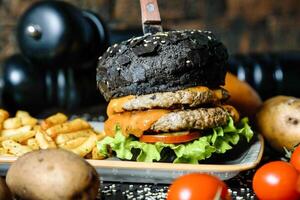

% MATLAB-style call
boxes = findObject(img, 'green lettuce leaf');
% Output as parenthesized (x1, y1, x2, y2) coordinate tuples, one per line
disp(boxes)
(96, 117, 254, 164)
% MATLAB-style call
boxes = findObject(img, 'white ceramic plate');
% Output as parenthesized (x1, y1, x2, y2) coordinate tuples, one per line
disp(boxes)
(0, 122, 264, 184)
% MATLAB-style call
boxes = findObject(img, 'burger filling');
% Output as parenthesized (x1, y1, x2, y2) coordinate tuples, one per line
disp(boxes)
(97, 87, 254, 164)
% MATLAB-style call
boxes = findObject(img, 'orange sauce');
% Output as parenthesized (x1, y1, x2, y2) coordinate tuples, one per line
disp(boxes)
(186, 86, 210, 92)
(104, 109, 169, 137)
(107, 95, 135, 116)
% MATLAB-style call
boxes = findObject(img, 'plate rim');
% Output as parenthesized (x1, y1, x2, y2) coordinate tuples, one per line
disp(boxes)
(0, 134, 264, 172)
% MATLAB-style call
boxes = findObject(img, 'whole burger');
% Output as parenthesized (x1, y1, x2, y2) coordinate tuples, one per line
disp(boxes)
(96, 30, 253, 163)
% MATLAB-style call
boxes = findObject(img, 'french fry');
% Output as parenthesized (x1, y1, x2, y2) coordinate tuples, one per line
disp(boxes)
(1, 125, 32, 138)
(58, 137, 87, 150)
(0, 109, 9, 130)
(0, 109, 9, 122)
(92, 146, 105, 160)
(3, 117, 22, 129)
(0, 147, 7, 155)
(16, 111, 38, 126)
(46, 118, 91, 138)
(26, 138, 40, 150)
(0, 130, 36, 143)
(41, 113, 68, 130)
(2, 140, 32, 156)
(96, 131, 106, 141)
(55, 129, 94, 145)
(70, 134, 97, 157)
(35, 131, 57, 149)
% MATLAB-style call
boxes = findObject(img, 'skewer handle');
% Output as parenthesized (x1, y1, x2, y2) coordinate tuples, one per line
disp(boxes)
(140, 0, 163, 34)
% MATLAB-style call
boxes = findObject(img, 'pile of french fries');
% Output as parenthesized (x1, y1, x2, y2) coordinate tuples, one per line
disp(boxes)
(0, 109, 105, 160)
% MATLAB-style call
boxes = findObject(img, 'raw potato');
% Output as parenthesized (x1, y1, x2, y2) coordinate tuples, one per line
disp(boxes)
(6, 149, 100, 200)
(256, 96, 300, 151)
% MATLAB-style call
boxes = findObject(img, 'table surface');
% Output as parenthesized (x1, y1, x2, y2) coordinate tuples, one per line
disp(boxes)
(99, 168, 257, 200)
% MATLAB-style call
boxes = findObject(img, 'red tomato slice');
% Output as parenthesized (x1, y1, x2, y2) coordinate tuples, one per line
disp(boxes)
(139, 131, 200, 144)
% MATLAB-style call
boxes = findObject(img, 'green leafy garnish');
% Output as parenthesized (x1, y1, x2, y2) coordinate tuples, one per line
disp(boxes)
(97, 117, 254, 164)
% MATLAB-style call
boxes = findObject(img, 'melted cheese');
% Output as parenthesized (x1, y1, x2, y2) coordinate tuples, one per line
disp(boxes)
(186, 86, 210, 92)
(107, 95, 135, 116)
(104, 109, 169, 137)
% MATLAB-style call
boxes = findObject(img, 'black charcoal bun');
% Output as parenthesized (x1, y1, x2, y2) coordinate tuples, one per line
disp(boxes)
(97, 30, 228, 101)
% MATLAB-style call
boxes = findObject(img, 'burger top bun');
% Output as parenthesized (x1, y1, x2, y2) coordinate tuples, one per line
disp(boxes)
(97, 30, 228, 101)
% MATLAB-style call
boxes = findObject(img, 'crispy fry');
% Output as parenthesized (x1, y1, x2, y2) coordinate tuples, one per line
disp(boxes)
(46, 118, 91, 138)
(2, 140, 32, 156)
(70, 134, 97, 157)
(0, 109, 107, 160)
(92, 146, 105, 160)
(58, 137, 87, 150)
(36, 131, 57, 149)
(0, 147, 7, 155)
(16, 111, 38, 126)
(96, 131, 106, 141)
(3, 117, 22, 129)
(0, 109, 9, 130)
(26, 138, 40, 150)
(0, 109, 9, 121)
(1, 125, 32, 137)
(55, 129, 94, 145)
(0, 130, 36, 143)
(41, 113, 68, 130)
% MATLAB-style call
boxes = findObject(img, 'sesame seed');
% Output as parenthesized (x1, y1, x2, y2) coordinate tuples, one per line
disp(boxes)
(98, 56, 102, 60)
(161, 40, 166, 44)
(208, 36, 212, 40)
(144, 44, 148, 47)
(110, 50, 113, 54)
(113, 44, 118, 47)
(186, 60, 191, 64)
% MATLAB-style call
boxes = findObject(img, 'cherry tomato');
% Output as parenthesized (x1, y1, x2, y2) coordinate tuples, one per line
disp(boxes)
(291, 145, 300, 172)
(140, 131, 200, 144)
(167, 173, 230, 200)
(253, 161, 300, 200)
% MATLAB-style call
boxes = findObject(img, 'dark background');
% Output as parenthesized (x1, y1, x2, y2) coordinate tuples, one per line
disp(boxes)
(0, 0, 299, 63)
(0, 0, 299, 115)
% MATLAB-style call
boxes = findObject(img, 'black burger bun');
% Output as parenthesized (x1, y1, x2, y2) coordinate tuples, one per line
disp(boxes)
(97, 30, 228, 101)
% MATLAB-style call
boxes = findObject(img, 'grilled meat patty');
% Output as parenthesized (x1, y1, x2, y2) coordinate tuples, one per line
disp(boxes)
(122, 87, 229, 111)
(150, 107, 230, 132)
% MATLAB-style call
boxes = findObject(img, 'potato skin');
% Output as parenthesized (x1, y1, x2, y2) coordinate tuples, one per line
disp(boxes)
(6, 149, 99, 200)
(256, 96, 300, 152)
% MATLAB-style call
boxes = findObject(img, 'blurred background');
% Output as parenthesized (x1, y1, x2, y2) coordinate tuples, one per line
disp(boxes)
(1, 0, 299, 59)
(0, 0, 299, 116)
